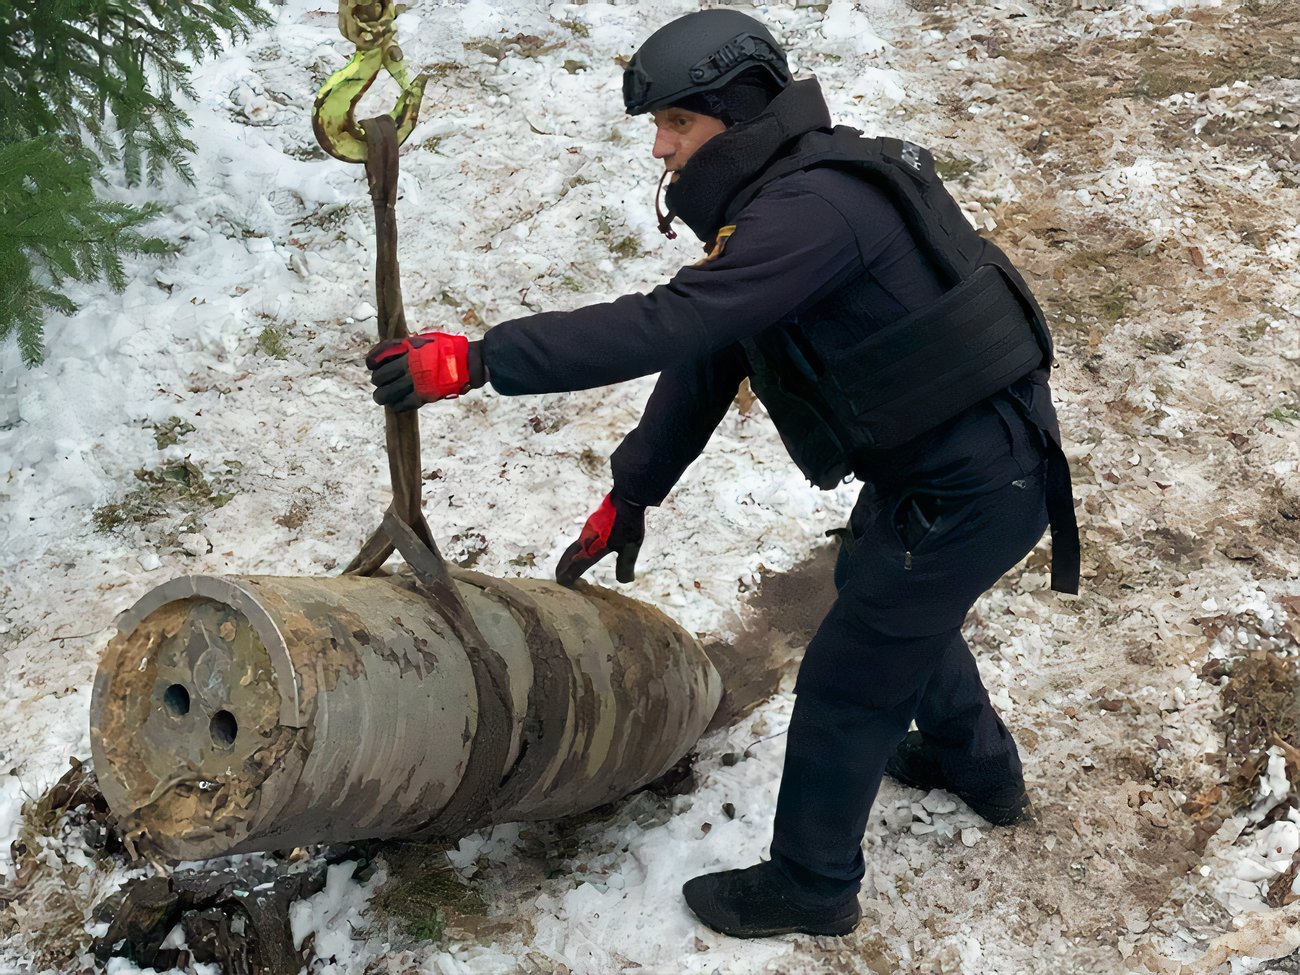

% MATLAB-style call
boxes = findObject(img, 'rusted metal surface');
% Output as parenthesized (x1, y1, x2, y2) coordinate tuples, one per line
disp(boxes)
(90, 571, 721, 863)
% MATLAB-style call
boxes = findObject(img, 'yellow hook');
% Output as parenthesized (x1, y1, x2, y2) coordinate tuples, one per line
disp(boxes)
(312, 0, 428, 163)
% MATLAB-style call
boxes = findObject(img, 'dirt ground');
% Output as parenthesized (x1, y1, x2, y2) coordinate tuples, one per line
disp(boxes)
(705, 543, 841, 733)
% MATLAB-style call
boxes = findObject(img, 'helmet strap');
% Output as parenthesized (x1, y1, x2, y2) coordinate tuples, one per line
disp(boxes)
(655, 169, 678, 240)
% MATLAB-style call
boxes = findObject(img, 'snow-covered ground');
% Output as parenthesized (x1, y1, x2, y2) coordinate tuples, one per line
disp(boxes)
(2, 0, 1298, 972)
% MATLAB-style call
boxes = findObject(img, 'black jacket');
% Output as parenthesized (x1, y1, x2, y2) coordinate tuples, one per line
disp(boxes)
(480, 80, 1059, 505)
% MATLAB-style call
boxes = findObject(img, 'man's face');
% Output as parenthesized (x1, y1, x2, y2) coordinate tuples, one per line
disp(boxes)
(650, 108, 727, 180)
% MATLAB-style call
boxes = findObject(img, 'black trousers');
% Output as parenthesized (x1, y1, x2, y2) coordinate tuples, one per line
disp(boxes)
(768, 462, 1049, 902)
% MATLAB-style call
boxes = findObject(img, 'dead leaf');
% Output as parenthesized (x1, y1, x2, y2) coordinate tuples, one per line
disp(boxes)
(1194, 616, 1228, 640)
(1280, 596, 1300, 644)
(1182, 786, 1222, 821)
(1220, 535, 1258, 561)
(734, 379, 758, 415)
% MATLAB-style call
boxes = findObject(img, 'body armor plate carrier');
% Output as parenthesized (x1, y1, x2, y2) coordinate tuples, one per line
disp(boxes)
(729, 127, 1053, 489)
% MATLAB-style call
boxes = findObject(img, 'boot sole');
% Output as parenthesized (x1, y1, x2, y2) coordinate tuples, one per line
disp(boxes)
(883, 763, 934, 793)
(695, 910, 862, 939)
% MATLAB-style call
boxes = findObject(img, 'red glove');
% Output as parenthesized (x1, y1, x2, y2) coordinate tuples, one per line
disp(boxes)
(556, 493, 646, 586)
(366, 332, 477, 411)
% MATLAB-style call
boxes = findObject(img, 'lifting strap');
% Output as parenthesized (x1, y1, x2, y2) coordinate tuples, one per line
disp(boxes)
(339, 117, 513, 835)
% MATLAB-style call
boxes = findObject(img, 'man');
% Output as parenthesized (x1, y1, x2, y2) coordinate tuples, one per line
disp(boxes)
(367, 9, 1078, 939)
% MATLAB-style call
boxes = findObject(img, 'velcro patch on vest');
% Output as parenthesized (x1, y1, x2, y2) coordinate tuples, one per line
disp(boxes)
(693, 225, 737, 267)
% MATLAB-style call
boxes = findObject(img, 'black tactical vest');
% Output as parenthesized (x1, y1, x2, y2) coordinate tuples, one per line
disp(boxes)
(727, 127, 1053, 490)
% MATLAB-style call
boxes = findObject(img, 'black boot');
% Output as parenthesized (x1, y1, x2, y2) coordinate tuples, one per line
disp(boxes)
(682, 861, 861, 938)
(884, 730, 1029, 826)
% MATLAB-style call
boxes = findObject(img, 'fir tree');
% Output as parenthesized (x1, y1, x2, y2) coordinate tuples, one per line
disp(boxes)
(0, 0, 271, 367)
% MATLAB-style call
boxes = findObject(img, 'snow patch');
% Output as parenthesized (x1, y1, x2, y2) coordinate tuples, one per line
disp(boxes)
(820, 0, 890, 56)
(0, 771, 25, 883)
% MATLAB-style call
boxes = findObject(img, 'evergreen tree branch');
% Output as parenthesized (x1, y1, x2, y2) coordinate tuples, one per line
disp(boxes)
(0, 0, 268, 366)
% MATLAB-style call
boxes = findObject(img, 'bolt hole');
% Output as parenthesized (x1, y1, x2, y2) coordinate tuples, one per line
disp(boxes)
(210, 710, 238, 748)
(163, 684, 191, 717)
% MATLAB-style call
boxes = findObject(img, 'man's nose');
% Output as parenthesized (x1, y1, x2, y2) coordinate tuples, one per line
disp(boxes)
(652, 128, 675, 162)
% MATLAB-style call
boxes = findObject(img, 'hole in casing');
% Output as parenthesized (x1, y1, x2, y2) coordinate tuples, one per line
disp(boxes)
(163, 684, 191, 717)
(210, 710, 238, 748)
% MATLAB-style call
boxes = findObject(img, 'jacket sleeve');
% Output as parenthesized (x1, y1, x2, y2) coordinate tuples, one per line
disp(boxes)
(479, 181, 861, 395)
(610, 343, 749, 507)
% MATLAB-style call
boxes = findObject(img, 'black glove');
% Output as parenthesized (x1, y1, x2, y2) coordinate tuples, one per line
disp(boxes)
(556, 492, 646, 586)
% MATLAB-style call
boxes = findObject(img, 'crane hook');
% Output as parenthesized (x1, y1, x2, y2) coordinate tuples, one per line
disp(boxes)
(312, 0, 428, 163)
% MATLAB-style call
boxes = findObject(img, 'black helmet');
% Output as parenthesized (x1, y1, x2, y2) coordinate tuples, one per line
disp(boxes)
(623, 10, 791, 116)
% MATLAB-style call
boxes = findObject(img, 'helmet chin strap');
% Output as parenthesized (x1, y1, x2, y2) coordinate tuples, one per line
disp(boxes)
(655, 169, 678, 240)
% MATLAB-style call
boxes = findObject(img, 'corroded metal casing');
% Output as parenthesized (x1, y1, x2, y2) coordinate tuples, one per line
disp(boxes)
(90, 572, 721, 863)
